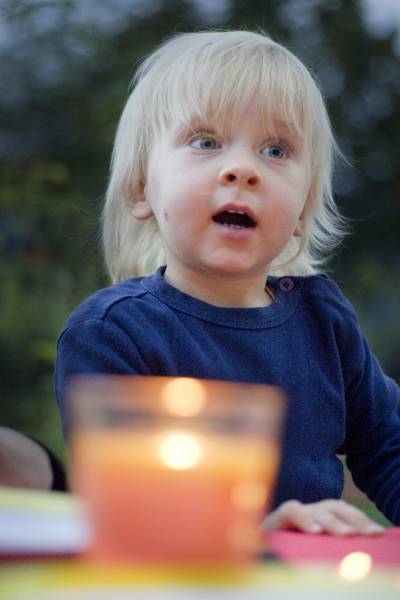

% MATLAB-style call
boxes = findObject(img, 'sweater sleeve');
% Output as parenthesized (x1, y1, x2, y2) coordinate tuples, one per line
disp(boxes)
(55, 318, 151, 435)
(340, 319, 400, 524)
(30, 436, 68, 491)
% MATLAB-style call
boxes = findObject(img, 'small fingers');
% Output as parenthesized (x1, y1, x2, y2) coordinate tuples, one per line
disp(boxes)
(315, 500, 384, 536)
(261, 499, 385, 536)
(310, 507, 357, 536)
(262, 500, 324, 533)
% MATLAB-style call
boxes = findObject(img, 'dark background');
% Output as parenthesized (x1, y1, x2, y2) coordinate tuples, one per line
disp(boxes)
(1, 0, 399, 477)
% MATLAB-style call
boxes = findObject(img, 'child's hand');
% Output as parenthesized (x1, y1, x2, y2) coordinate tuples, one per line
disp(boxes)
(261, 499, 385, 536)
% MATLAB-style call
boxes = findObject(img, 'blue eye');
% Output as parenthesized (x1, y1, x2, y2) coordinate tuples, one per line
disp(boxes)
(261, 144, 289, 160)
(190, 134, 220, 150)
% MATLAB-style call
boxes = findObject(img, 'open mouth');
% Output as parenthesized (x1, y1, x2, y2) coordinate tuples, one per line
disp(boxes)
(212, 210, 256, 229)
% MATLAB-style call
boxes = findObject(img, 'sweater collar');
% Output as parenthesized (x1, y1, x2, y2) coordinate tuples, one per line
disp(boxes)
(141, 267, 303, 330)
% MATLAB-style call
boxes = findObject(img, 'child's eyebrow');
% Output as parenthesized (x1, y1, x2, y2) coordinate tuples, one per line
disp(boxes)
(176, 119, 215, 133)
(264, 120, 305, 153)
(265, 118, 303, 139)
(172, 123, 197, 143)
(173, 120, 218, 143)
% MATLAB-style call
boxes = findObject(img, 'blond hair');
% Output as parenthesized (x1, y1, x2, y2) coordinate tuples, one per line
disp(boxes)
(103, 29, 346, 283)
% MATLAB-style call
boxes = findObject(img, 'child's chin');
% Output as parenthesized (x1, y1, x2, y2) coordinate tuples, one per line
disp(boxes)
(205, 261, 261, 277)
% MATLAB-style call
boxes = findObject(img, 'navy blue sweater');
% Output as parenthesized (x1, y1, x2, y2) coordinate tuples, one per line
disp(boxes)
(56, 267, 400, 523)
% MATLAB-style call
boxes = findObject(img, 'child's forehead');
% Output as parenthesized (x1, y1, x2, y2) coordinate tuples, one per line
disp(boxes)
(167, 96, 305, 141)
(156, 67, 307, 135)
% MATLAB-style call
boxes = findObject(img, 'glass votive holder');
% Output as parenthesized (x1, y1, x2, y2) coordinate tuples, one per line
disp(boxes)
(68, 375, 286, 565)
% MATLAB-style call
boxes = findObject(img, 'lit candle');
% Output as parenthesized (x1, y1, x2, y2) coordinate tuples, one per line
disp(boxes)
(70, 376, 285, 564)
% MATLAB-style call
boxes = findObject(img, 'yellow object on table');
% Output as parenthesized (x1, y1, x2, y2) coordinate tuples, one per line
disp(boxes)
(1, 560, 400, 599)
(0, 486, 87, 556)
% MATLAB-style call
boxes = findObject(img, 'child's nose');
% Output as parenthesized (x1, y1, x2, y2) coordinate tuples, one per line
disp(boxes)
(218, 164, 262, 189)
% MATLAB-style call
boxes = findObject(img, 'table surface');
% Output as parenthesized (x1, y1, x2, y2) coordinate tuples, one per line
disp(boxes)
(1, 487, 399, 599)
(267, 527, 400, 568)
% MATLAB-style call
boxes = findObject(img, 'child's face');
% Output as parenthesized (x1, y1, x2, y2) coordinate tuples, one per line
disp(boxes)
(134, 103, 310, 286)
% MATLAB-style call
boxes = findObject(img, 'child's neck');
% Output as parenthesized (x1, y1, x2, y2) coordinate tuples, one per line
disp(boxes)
(163, 266, 272, 308)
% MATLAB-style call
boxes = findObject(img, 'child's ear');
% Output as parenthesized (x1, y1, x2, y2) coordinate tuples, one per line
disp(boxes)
(128, 181, 153, 220)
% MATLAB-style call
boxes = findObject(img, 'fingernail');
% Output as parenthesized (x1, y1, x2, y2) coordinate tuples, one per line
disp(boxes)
(337, 524, 354, 535)
(308, 522, 322, 533)
(366, 524, 385, 535)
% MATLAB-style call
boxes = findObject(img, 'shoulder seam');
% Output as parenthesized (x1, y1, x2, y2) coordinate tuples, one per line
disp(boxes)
(101, 290, 147, 320)
(56, 317, 113, 347)
(56, 315, 153, 373)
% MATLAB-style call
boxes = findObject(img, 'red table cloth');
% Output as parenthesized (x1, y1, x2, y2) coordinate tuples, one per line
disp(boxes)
(267, 527, 400, 568)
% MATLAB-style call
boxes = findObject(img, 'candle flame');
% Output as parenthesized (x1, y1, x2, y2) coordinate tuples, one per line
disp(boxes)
(338, 551, 373, 581)
(162, 378, 207, 417)
(158, 432, 202, 470)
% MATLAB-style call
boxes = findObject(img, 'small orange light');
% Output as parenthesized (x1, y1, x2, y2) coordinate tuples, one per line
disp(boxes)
(158, 432, 202, 470)
(162, 378, 206, 416)
(338, 551, 373, 581)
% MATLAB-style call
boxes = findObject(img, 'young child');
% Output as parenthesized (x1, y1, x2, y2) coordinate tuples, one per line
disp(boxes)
(55, 30, 399, 535)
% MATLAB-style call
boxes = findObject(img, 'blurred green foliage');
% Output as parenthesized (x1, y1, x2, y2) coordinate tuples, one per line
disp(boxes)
(0, 0, 399, 470)
(350, 500, 392, 528)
